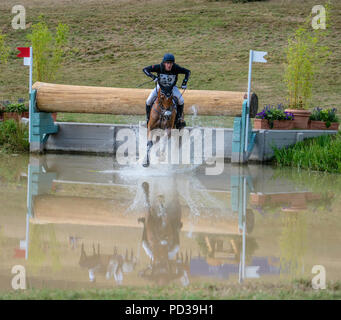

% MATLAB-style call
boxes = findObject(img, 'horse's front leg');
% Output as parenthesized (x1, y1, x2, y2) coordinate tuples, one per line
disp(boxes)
(142, 118, 156, 167)
(142, 127, 153, 167)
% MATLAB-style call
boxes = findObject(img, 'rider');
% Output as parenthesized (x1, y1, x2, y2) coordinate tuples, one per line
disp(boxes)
(143, 53, 191, 129)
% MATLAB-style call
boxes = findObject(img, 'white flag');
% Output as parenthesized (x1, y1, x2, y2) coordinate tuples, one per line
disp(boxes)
(252, 51, 268, 63)
(20, 240, 27, 250)
(23, 57, 31, 66)
(245, 266, 260, 278)
(24, 57, 32, 66)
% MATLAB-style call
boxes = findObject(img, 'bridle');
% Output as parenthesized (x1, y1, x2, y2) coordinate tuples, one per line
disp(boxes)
(152, 90, 175, 122)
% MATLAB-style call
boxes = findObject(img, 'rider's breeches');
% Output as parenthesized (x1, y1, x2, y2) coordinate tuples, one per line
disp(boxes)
(146, 84, 184, 107)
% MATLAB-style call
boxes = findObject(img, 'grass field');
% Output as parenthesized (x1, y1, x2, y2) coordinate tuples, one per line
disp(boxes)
(1, 280, 341, 300)
(0, 0, 340, 127)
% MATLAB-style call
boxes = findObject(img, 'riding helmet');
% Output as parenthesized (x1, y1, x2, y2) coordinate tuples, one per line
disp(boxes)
(162, 53, 175, 63)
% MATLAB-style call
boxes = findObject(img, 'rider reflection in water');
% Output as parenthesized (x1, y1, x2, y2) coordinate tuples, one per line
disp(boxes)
(138, 181, 190, 286)
(143, 53, 191, 129)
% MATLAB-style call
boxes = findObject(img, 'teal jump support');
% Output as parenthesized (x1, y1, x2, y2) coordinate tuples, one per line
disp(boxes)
(231, 99, 257, 163)
(26, 157, 57, 259)
(230, 166, 257, 282)
(29, 89, 59, 153)
(230, 167, 254, 232)
(27, 159, 57, 218)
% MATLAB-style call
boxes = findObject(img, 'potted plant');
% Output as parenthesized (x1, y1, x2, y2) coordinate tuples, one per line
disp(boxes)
(254, 104, 294, 130)
(284, 20, 330, 129)
(309, 107, 339, 130)
(0, 104, 4, 121)
(17, 98, 29, 118)
(4, 103, 20, 121)
(3, 102, 29, 121)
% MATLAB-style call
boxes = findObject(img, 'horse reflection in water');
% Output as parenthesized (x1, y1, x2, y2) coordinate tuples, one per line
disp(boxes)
(137, 181, 190, 286)
(79, 243, 137, 284)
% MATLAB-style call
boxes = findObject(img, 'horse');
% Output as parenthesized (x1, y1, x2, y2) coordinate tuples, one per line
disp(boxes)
(137, 181, 188, 285)
(79, 243, 137, 283)
(142, 86, 177, 167)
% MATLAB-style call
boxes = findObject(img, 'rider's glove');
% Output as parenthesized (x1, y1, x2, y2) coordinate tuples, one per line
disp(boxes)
(153, 76, 158, 83)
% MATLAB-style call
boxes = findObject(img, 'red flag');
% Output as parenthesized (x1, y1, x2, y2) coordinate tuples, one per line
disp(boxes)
(13, 248, 26, 259)
(17, 47, 30, 58)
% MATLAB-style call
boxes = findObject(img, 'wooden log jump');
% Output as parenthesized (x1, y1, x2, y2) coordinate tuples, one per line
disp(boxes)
(32, 195, 239, 234)
(32, 82, 258, 117)
(29, 82, 258, 153)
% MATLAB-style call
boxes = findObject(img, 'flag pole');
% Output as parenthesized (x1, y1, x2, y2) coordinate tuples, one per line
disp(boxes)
(28, 46, 33, 143)
(245, 50, 253, 153)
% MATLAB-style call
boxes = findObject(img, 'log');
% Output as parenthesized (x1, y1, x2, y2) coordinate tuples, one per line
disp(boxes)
(32, 195, 239, 234)
(32, 82, 258, 117)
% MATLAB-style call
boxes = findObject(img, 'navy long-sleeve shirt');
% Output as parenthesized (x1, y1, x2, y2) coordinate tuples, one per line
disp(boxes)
(143, 63, 191, 90)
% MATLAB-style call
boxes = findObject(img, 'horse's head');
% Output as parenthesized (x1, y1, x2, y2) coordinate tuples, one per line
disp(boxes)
(157, 87, 174, 110)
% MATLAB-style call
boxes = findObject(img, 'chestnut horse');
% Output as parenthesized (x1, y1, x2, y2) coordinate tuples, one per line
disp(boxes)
(137, 181, 187, 285)
(142, 87, 177, 167)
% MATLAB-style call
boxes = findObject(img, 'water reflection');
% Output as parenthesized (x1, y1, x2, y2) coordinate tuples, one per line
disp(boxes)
(0, 153, 340, 290)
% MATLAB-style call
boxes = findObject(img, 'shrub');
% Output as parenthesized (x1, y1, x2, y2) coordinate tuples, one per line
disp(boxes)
(309, 107, 339, 127)
(0, 31, 10, 66)
(27, 16, 69, 82)
(284, 5, 331, 109)
(256, 104, 294, 128)
(273, 132, 341, 173)
(0, 119, 29, 153)
(4, 103, 29, 113)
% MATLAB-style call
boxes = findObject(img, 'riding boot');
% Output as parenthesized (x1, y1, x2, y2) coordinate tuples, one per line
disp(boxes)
(146, 103, 151, 126)
(176, 104, 186, 129)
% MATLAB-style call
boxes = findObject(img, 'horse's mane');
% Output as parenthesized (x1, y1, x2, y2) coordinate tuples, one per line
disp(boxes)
(157, 87, 173, 108)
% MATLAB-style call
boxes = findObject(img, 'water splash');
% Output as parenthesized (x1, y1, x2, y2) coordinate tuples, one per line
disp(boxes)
(190, 105, 199, 127)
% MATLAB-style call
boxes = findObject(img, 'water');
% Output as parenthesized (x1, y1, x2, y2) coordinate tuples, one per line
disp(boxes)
(0, 153, 340, 291)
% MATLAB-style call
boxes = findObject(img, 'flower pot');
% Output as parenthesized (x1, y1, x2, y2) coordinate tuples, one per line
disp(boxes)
(329, 122, 339, 130)
(281, 193, 307, 212)
(250, 193, 268, 205)
(3, 112, 20, 121)
(285, 109, 311, 129)
(254, 119, 270, 129)
(21, 112, 29, 119)
(272, 120, 294, 130)
(309, 120, 339, 130)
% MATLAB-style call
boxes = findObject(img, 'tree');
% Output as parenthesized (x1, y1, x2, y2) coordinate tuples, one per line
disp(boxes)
(27, 16, 69, 82)
(284, 5, 330, 109)
(0, 31, 10, 68)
